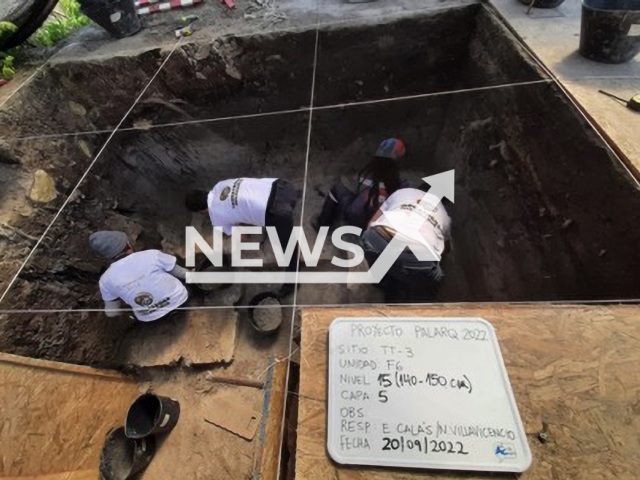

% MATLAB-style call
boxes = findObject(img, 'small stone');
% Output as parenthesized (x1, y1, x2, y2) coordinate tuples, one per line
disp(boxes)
(225, 64, 242, 80)
(598, 249, 607, 257)
(194, 44, 211, 61)
(77, 139, 93, 158)
(355, 80, 364, 86)
(133, 119, 153, 130)
(561, 219, 573, 229)
(29, 170, 57, 203)
(195, 72, 207, 80)
(18, 204, 33, 217)
(539, 207, 546, 217)
(68, 101, 87, 117)
(489, 159, 499, 168)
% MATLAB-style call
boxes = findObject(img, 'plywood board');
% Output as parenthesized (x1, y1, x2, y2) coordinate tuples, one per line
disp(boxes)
(136, 372, 264, 480)
(118, 308, 237, 367)
(204, 389, 261, 440)
(0, 353, 138, 480)
(296, 305, 640, 480)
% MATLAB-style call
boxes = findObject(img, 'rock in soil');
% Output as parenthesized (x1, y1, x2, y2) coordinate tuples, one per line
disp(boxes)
(29, 169, 57, 203)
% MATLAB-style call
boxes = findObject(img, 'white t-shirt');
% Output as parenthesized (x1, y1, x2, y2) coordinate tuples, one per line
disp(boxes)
(99, 250, 188, 322)
(370, 188, 451, 256)
(207, 178, 276, 235)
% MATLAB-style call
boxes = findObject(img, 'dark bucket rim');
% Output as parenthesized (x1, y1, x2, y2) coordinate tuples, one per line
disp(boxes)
(248, 291, 283, 334)
(100, 426, 156, 480)
(125, 393, 161, 438)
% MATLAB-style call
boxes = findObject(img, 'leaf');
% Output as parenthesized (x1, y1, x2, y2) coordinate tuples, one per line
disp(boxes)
(0, 21, 18, 43)
(2, 63, 16, 79)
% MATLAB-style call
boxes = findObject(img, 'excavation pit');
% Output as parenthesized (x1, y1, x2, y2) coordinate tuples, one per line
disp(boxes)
(2, 4, 640, 363)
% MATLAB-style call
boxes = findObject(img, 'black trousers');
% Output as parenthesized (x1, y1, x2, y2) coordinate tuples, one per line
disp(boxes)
(361, 226, 444, 301)
(265, 179, 298, 274)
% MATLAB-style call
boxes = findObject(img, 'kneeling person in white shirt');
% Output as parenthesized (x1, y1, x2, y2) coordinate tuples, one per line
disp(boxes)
(186, 178, 298, 295)
(89, 231, 189, 321)
(362, 187, 452, 299)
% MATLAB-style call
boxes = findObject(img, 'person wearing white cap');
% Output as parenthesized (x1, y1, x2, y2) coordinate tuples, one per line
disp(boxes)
(89, 231, 189, 321)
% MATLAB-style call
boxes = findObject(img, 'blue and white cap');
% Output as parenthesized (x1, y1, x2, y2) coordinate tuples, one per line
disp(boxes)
(375, 138, 406, 160)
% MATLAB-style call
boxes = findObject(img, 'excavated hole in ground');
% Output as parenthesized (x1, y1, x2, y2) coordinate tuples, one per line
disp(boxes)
(2, 4, 640, 363)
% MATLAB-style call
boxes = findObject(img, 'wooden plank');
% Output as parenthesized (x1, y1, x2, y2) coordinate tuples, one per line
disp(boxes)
(0, 352, 132, 382)
(256, 360, 288, 480)
(0, 354, 139, 479)
(296, 305, 640, 480)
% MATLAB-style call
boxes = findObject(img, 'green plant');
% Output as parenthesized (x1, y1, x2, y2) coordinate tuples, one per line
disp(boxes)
(29, 0, 91, 48)
(1, 23, 18, 79)
(0, 1, 91, 80)
(1, 54, 16, 78)
(0, 21, 18, 44)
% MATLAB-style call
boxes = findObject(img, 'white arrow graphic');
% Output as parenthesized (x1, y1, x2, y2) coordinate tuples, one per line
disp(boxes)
(187, 170, 455, 284)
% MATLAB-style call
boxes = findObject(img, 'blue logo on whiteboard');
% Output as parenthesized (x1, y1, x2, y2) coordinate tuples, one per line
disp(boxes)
(494, 443, 517, 459)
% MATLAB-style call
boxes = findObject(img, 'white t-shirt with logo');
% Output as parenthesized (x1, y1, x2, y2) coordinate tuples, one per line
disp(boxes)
(370, 188, 451, 256)
(99, 250, 188, 322)
(207, 178, 277, 235)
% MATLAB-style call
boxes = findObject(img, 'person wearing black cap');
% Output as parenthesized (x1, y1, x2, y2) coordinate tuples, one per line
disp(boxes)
(313, 138, 406, 231)
(89, 231, 189, 321)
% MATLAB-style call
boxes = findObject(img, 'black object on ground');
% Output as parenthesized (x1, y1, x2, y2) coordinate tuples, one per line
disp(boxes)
(1, 0, 60, 49)
(518, 0, 566, 9)
(580, 0, 640, 64)
(125, 393, 181, 439)
(79, 0, 141, 38)
(249, 292, 283, 334)
(598, 90, 640, 112)
(99, 427, 156, 480)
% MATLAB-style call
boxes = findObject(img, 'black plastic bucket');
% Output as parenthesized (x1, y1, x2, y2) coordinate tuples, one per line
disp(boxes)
(580, 0, 640, 64)
(248, 291, 283, 335)
(518, 0, 566, 9)
(99, 427, 155, 480)
(79, 0, 142, 39)
(125, 393, 181, 439)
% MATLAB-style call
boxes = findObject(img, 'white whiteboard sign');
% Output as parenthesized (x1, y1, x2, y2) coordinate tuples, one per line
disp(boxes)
(327, 317, 531, 472)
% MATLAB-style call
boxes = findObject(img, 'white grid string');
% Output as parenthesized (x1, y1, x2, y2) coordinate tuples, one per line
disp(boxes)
(0, 38, 186, 304)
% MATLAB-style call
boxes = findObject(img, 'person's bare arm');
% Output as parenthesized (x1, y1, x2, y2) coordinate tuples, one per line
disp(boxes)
(169, 264, 189, 280)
